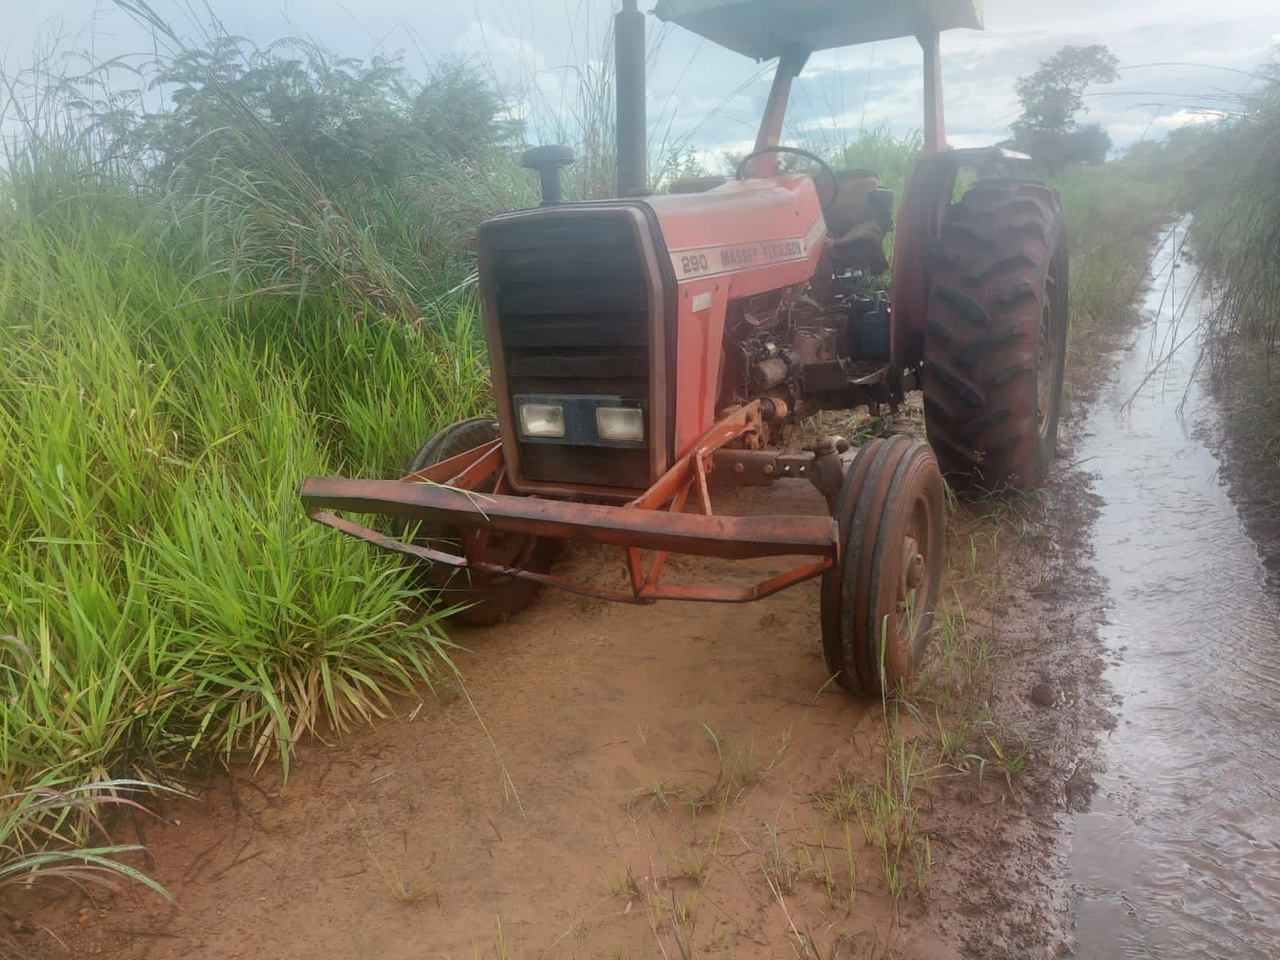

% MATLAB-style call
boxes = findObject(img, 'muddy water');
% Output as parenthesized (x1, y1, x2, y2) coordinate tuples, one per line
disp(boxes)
(1070, 222, 1280, 958)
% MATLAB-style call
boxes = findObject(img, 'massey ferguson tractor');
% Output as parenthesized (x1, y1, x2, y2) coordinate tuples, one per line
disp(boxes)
(300, 0, 1068, 697)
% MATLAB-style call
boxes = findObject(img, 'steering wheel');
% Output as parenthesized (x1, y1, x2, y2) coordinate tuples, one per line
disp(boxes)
(736, 145, 839, 212)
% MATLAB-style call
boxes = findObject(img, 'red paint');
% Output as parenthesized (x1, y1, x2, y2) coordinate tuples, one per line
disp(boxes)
(919, 31, 947, 155)
(644, 176, 826, 455)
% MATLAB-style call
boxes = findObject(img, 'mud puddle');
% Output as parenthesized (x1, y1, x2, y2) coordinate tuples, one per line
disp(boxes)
(1070, 223, 1280, 957)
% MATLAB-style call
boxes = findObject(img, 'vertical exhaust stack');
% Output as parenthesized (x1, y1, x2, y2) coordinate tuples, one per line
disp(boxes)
(616, 0, 647, 197)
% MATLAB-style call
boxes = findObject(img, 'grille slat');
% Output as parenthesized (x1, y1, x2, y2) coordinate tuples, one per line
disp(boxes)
(487, 212, 654, 489)
(495, 243, 638, 282)
(499, 314, 648, 350)
(497, 281, 649, 316)
(507, 349, 647, 380)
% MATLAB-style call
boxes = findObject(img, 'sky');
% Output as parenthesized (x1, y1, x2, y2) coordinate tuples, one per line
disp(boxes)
(5, 0, 1279, 168)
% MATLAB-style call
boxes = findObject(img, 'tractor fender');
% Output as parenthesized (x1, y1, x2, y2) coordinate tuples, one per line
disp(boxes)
(890, 147, 1031, 371)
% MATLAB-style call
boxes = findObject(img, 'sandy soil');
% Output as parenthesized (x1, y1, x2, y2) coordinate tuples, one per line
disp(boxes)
(7, 413, 1114, 960)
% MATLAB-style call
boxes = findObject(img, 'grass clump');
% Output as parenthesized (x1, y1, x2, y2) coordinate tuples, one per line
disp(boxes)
(0, 140, 478, 873)
(0, 780, 182, 901)
(1052, 157, 1181, 394)
(0, 2, 520, 882)
(1185, 62, 1280, 475)
(1190, 64, 1280, 361)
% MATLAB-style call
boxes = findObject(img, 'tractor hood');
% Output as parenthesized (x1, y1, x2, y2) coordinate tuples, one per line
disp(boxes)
(653, 0, 983, 60)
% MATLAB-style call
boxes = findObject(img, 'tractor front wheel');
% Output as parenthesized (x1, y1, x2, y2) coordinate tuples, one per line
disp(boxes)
(392, 418, 556, 626)
(923, 180, 1069, 491)
(820, 436, 946, 697)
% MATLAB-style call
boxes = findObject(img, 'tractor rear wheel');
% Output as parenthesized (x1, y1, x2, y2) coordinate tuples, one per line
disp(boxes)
(820, 436, 946, 697)
(922, 180, 1069, 490)
(392, 417, 556, 626)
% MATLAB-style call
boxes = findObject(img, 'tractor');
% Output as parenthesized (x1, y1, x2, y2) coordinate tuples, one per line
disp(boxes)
(300, 0, 1069, 697)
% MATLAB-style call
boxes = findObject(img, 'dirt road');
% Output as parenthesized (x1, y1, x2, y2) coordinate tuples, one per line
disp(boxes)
(11, 412, 1116, 960)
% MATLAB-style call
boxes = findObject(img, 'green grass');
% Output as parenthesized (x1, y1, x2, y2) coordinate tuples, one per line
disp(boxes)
(836, 126, 924, 200)
(1190, 68, 1280, 355)
(1186, 64, 1280, 464)
(0, 137, 486, 867)
(0, 7, 509, 887)
(0, 780, 177, 895)
(1052, 160, 1180, 395)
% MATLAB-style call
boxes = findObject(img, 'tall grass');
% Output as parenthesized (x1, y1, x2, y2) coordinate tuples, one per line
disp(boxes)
(1190, 66, 1280, 360)
(1185, 63, 1280, 489)
(1053, 158, 1180, 393)
(836, 126, 923, 198)
(0, 126, 489, 865)
(0, 5, 518, 886)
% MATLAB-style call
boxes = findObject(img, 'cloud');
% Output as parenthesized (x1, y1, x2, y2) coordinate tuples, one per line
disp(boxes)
(1187, 44, 1275, 64)
(7, 0, 1277, 158)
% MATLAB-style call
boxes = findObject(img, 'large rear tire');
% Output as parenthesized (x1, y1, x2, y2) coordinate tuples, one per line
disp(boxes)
(922, 180, 1069, 491)
(820, 436, 946, 698)
(392, 418, 556, 626)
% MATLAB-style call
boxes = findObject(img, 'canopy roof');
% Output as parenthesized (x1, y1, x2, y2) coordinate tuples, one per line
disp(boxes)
(652, 0, 983, 60)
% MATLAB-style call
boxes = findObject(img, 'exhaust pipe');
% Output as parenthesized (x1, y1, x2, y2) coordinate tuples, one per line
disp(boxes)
(616, 0, 646, 196)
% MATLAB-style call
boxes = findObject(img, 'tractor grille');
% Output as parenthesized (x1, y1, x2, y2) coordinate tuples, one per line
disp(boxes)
(488, 212, 655, 489)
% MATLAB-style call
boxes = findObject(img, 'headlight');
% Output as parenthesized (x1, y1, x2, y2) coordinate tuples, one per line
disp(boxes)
(596, 406, 645, 442)
(519, 403, 566, 438)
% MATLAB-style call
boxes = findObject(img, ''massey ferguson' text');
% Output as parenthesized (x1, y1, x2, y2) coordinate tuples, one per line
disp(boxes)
(674, 238, 808, 278)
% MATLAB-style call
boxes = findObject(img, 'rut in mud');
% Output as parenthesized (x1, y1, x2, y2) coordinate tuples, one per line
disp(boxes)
(1069, 224, 1280, 958)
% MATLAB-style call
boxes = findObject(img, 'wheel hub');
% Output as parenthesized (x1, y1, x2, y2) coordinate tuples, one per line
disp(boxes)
(900, 535, 926, 602)
(905, 552, 926, 591)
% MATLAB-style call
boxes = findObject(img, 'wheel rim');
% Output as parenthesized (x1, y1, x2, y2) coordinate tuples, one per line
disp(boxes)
(395, 418, 553, 624)
(891, 487, 942, 662)
(1036, 278, 1057, 440)
(466, 529, 539, 586)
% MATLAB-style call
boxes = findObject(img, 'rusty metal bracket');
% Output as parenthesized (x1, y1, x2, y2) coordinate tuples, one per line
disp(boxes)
(301, 478, 836, 561)
(710, 449, 817, 486)
(307, 508, 834, 604)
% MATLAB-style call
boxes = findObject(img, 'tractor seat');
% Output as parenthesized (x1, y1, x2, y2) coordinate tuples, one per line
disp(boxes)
(824, 168, 891, 277)
(826, 169, 891, 237)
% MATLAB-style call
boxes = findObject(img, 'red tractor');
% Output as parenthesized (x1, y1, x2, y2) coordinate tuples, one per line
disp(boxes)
(300, 0, 1068, 697)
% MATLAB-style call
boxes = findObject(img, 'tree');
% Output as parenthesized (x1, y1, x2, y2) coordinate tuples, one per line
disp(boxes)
(1008, 45, 1119, 173)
